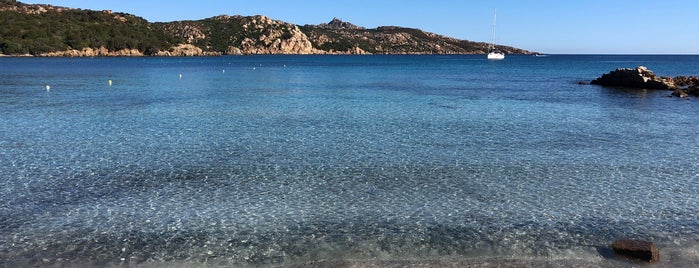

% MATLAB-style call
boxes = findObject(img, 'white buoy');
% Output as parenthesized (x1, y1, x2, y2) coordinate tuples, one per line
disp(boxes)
(45, 85, 50, 91)
(108, 80, 113, 86)
(252, 67, 256, 70)
(222, 69, 225, 74)
(179, 74, 183, 79)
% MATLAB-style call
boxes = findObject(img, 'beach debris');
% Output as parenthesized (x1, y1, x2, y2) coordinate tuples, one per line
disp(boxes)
(612, 239, 659, 263)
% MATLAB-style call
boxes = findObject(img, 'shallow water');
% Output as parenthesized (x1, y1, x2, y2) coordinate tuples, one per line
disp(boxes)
(1, 55, 698, 267)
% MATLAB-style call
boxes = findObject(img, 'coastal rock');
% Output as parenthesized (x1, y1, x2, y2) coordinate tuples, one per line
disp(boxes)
(591, 66, 676, 89)
(672, 85, 699, 98)
(672, 88, 690, 98)
(688, 85, 699, 96)
(156, 44, 220, 56)
(226, 46, 243, 55)
(39, 46, 141, 57)
(672, 76, 699, 87)
(237, 15, 323, 55)
(593, 67, 699, 98)
(612, 239, 659, 263)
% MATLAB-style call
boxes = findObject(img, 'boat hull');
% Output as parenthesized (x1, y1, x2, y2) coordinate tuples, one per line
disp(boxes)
(487, 52, 505, 60)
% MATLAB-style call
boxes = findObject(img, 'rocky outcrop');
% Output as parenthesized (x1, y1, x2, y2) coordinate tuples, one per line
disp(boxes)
(612, 239, 659, 263)
(672, 85, 699, 98)
(237, 15, 323, 55)
(317, 18, 365, 30)
(301, 22, 532, 55)
(39, 46, 142, 57)
(156, 44, 220, 56)
(591, 66, 676, 89)
(160, 23, 207, 44)
(0, 1, 74, 15)
(672, 75, 699, 87)
(592, 66, 699, 98)
(36, 44, 223, 57)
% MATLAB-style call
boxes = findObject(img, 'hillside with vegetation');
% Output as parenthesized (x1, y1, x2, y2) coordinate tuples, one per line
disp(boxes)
(0, 0, 180, 55)
(299, 18, 528, 55)
(0, 0, 534, 56)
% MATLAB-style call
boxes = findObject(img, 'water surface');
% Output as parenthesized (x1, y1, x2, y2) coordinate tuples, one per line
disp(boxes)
(1, 55, 698, 267)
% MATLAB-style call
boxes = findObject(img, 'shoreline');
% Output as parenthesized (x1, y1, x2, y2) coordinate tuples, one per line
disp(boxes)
(12, 254, 698, 268)
(8, 243, 699, 268)
(0, 52, 515, 57)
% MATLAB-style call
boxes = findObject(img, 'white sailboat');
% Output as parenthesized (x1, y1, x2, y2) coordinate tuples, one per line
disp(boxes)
(487, 9, 505, 60)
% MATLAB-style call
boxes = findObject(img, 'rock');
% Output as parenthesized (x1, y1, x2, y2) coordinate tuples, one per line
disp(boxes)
(612, 239, 659, 263)
(672, 75, 699, 87)
(686, 85, 699, 96)
(39, 46, 141, 57)
(591, 66, 677, 89)
(317, 18, 365, 30)
(236, 15, 324, 55)
(226, 46, 243, 55)
(672, 88, 689, 98)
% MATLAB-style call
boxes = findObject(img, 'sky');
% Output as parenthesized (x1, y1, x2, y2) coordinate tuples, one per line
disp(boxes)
(22, 0, 699, 54)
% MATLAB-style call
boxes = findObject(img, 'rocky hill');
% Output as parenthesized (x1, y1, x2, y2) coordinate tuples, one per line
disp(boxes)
(157, 16, 532, 55)
(300, 21, 528, 55)
(153, 15, 323, 55)
(0, 0, 534, 56)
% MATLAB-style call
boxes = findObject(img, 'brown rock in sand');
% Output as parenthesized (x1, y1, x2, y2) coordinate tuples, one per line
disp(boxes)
(612, 239, 659, 263)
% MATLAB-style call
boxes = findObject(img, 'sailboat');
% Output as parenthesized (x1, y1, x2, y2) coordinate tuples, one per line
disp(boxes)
(487, 9, 505, 60)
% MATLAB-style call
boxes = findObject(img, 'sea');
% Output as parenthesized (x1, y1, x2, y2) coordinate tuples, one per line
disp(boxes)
(1, 55, 698, 267)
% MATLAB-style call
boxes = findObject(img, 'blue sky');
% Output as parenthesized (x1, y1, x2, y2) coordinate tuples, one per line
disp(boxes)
(23, 0, 699, 54)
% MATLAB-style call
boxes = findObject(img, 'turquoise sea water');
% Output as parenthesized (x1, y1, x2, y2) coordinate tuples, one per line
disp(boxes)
(1, 55, 699, 267)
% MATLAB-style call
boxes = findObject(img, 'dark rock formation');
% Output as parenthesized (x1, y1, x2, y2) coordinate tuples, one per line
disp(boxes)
(674, 85, 699, 98)
(592, 66, 699, 98)
(672, 75, 699, 87)
(591, 66, 676, 89)
(612, 239, 659, 263)
(672, 88, 690, 98)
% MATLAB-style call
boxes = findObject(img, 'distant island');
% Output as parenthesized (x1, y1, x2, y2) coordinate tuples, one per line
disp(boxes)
(0, 0, 534, 56)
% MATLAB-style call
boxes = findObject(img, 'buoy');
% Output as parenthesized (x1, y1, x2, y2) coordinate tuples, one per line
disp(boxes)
(222, 69, 225, 74)
(179, 74, 183, 79)
(45, 85, 50, 91)
(252, 67, 256, 70)
(108, 80, 113, 86)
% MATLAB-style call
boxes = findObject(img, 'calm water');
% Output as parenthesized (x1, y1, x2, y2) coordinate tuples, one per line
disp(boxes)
(1, 55, 699, 267)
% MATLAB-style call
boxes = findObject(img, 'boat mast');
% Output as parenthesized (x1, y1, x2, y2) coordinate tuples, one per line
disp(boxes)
(490, 9, 497, 50)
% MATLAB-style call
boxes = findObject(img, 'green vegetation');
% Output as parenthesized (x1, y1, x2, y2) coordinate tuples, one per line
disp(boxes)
(0, 3, 179, 55)
(0, 1, 532, 56)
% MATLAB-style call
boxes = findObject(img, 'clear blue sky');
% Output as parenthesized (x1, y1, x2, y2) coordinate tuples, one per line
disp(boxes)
(23, 0, 699, 54)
